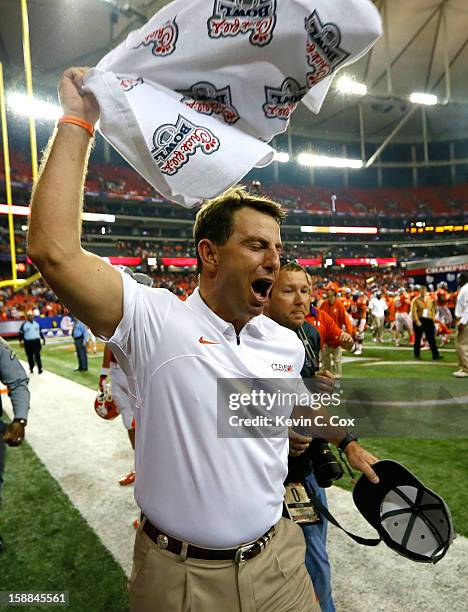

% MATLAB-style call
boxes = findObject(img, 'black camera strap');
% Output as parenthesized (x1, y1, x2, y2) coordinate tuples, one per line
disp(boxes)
(304, 480, 381, 547)
(296, 326, 319, 373)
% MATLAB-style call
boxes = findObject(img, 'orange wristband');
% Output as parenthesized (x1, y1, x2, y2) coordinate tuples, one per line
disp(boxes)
(58, 115, 95, 138)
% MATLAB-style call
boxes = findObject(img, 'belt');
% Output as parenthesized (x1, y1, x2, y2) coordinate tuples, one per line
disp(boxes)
(142, 517, 275, 564)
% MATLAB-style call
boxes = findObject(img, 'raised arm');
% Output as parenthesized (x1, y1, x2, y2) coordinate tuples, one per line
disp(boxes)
(27, 67, 122, 339)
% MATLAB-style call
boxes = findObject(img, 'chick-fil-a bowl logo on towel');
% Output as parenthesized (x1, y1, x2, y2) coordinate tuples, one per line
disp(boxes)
(208, 0, 277, 47)
(305, 10, 350, 88)
(133, 18, 179, 56)
(151, 115, 220, 176)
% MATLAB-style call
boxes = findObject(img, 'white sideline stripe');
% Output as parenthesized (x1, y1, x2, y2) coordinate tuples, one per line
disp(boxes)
(359, 360, 455, 367)
(344, 394, 468, 408)
(342, 356, 379, 364)
(2, 364, 468, 611)
(363, 343, 456, 352)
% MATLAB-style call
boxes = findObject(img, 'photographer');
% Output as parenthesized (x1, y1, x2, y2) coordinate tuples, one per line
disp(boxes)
(266, 262, 358, 612)
(0, 338, 30, 552)
(265, 262, 342, 612)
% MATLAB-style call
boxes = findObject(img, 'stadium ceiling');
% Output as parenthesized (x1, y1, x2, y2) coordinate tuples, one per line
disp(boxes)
(1, 0, 468, 150)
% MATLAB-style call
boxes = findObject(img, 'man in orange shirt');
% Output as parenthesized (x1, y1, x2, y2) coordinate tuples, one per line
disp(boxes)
(395, 287, 413, 346)
(436, 282, 453, 327)
(447, 287, 457, 319)
(306, 306, 354, 352)
(349, 291, 367, 355)
(385, 291, 397, 345)
(341, 287, 352, 314)
(319, 283, 353, 378)
(305, 277, 353, 354)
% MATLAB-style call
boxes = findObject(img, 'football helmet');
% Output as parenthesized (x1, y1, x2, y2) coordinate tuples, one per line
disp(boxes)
(94, 383, 119, 420)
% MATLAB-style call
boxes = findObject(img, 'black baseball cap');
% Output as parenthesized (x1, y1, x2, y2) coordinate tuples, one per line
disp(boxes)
(353, 460, 454, 564)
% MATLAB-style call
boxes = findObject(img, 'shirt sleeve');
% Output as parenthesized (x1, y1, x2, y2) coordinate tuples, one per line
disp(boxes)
(0, 340, 30, 420)
(455, 288, 468, 325)
(107, 270, 173, 393)
(323, 312, 341, 347)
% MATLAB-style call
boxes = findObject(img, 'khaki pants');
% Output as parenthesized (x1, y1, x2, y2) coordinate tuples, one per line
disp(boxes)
(128, 517, 319, 612)
(321, 345, 342, 377)
(456, 325, 468, 373)
(372, 316, 385, 341)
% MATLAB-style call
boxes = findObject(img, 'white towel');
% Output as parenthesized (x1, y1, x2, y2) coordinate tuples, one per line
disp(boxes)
(83, 0, 381, 207)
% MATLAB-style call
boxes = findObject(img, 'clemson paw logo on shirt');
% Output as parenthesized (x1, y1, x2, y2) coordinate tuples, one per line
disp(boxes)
(304, 10, 350, 88)
(133, 18, 178, 56)
(208, 0, 277, 47)
(263, 77, 306, 120)
(271, 363, 293, 373)
(151, 115, 220, 176)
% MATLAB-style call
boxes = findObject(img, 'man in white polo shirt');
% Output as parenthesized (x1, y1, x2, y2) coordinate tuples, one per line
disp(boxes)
(27, 67, 379, 612)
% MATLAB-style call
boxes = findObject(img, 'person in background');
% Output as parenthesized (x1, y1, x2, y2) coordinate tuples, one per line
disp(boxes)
(266, 262, 341, 612)
(394, 287, 413, 346)
(436, 282, 453, 327)
(319, 283, 353, 378)
(0, 338, 30, 552)
(99, 270, 154, 487)
(368, 291, 387, 343)
(411, 286, 442, 361)
(453, 272, 468, 377)
(72, 317, 89, 371)
(18, 312, 45, 374)
(349, 291, 367, 356)
(385, 291, 398, 345)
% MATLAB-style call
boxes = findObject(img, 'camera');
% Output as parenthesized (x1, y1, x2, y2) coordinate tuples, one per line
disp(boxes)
(287, 437, 344, 488)
(308, 438, 344, 488)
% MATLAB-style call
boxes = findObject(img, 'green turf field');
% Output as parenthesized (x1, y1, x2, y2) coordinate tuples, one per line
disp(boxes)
(1, 332, 467, 610)
(0, 442, 128, 611)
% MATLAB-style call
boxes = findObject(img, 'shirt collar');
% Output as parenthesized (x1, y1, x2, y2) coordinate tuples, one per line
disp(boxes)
(186, 287, 268, 339)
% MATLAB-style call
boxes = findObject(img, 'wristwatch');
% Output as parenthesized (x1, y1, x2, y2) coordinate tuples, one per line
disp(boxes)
(13, 418, 27, 426)
(337, 432, 358, 452)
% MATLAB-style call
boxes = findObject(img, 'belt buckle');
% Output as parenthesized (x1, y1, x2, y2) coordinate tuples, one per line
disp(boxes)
(235, 542, 257, 565)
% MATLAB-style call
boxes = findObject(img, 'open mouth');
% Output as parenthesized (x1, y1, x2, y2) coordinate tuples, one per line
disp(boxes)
(251, 278, 273, 302)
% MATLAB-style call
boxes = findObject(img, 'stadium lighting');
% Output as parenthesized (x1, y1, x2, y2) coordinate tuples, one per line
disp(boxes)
(273, 151, 290, 163)
(82, 212, 115, 223)
(409, 92, 438, 106)
(7, 92, 61, 121)
(300, 226, 378, 234)
(336, 76, 367, 96)
(298, 153, 363, 169)
(0, 204, 29, 216)
(0, 205, 115, 223)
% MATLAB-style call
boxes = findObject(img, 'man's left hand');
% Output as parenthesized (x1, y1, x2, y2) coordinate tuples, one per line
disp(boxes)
(344, 441, 379, 484)
(3, 421, 26, 447)
(313, 369, 335, 394)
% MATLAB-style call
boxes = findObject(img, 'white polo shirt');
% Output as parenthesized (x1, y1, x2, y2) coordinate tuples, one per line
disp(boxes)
(109, 272, 305, 547)
(455, 284, 468, 326)
(368, 297, 388, 318)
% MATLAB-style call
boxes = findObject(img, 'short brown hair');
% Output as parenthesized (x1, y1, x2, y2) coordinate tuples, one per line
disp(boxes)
(277, 261, 310, 287)
(193, 185, 285, 272)
(280, 261, 305, 274)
